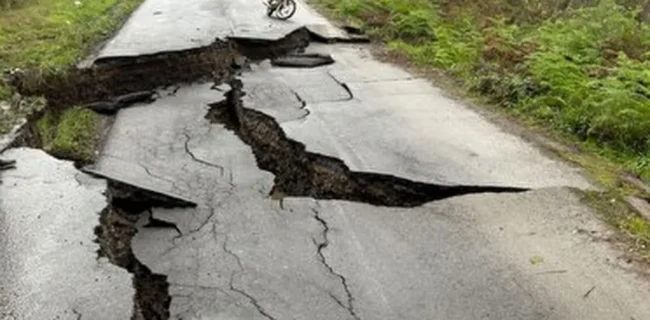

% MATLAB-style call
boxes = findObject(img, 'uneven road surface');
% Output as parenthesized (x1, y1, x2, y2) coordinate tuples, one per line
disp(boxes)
(3, 0, 650, 319)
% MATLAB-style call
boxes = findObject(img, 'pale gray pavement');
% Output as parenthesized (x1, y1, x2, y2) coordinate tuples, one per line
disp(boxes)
(95, 0, 347, 59)
(3, 0, 650, 319)
(0, 148, 133, 320)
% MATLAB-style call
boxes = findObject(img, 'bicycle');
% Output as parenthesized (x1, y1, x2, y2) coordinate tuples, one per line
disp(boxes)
(264, 0, 297, 20)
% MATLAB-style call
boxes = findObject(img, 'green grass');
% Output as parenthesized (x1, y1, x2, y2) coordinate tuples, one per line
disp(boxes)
(0, 0, 141, 76)
(37, 106, 99, 164)
(0, 0, 142, 160)
(315, 0, 650, 257)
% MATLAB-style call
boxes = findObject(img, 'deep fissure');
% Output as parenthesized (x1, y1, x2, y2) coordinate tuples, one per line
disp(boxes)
(206, 78, 531, 208)
(93, 180, 196, 320)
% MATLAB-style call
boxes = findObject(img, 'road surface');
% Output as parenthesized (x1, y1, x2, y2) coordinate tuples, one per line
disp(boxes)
(2, 0, 650, 319)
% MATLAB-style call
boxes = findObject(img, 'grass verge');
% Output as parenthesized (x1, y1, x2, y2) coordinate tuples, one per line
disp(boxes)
(0, 0, 143, 161)
(313, 0, 650, 259)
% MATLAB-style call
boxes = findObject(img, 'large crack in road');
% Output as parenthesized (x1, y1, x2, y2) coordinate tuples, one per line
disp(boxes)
(206, 77, 530, 207)
(93, 180, 196, 319)
(2, 19, 533, 320)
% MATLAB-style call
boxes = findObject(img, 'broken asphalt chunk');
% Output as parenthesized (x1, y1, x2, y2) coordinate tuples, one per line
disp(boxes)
(271, 53, 335, 68)
(85, 101, 121, 115)
(335, 26, 371, 43)
(85, 90, 158, 115)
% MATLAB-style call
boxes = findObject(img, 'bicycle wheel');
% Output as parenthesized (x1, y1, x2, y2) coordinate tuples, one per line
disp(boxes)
(274, 0, 297, 20)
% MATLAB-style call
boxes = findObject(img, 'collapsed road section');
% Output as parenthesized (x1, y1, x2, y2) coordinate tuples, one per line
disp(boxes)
(0, 11, 366, 320)
(93, 179, 196, 320)
(206, 77, 530, 207)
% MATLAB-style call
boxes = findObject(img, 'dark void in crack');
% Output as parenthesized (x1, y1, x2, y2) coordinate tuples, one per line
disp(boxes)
(93, 180, 195, 320)
(206, 78, 530, 207)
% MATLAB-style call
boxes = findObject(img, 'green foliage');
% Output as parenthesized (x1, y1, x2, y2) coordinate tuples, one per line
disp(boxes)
(525, 2, 650, 156)
(315, 0, 650, 179)
(37, 107, 99, 163)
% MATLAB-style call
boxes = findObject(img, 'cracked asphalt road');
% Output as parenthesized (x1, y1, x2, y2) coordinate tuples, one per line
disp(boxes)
(3, 0, 650, 319)
(0, 148, 133, 320)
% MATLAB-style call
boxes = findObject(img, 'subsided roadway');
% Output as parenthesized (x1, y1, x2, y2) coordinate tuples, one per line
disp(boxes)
(1, 0, 650, 319)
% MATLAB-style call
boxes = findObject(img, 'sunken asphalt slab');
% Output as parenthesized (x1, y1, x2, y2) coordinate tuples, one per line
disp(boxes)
(3, 0, 650, 319)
